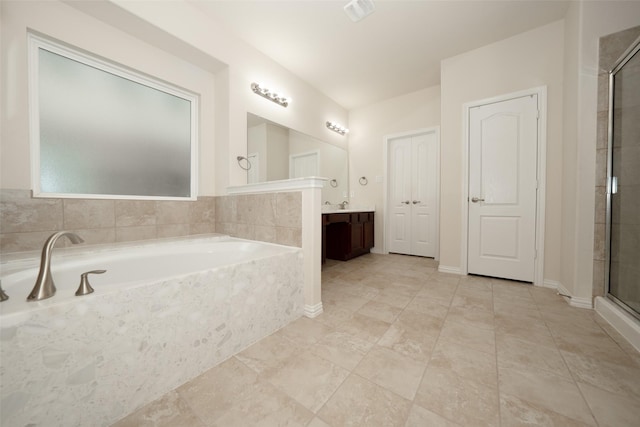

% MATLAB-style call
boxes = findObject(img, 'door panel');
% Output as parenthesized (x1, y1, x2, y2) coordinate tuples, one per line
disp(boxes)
(468, 95, 537, 282)
(388, 131, 438, 257)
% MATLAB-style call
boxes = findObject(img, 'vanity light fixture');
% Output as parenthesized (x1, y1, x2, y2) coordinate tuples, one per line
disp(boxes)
(344, 0, 375, 23)
(326, 121, 349, 136)
(251, 82, 289, 107)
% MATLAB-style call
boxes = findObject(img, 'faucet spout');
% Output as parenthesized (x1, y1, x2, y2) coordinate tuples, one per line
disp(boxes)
(27, 231, 84, 301)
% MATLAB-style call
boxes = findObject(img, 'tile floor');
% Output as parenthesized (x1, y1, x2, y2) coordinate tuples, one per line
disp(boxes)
(113, 253, 640, 427)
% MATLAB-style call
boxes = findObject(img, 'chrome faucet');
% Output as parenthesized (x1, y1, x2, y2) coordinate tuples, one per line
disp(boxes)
(27, 231, 84, 301)
(339, 200, 349, 210)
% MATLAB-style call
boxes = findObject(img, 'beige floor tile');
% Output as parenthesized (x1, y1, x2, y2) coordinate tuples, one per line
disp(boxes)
(321, 290, 369, 312)
(446, 305, 495, 330)
(498, 366, 596, 425)
(415, 365, 500, 427)
(307, 417, 333, 427)
(235, 333, 302, 375)
(210, 380, 314, 427)
(494, 315, 556, 348)
(354, 345, 426, 400)
(111, 390, 205, 427)
(276, 316, 334, 346)
(497, 334, 572, 379)
(451, 293, 494, 312)
(310, 330, 373, 371)
(404, 404, 462, 427)
(372, 289, 415, 309)
(416, 282, 457, 304)
(561, 350, 640, 399)
(404, 295, 450, 317)
(357, 300, 403, 323)
(263, 350, 350, 413)
(500, 392, 595, 427)
(335, 312, 391, 343)
(438, 318, 496, 355)
(552, 330, 636, 366)
(177, 357, 260, 419)
(428, 272, 462, 285)
(578, 381, 640, 427)
(493, 303, 542, 323)
(429, 340, 498, 388)
(317, 374, 411, 427)
(378, 309, 441, 362)
(315, 306, 354, 328)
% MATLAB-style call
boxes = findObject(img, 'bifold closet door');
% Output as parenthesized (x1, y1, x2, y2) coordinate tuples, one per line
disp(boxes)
(388, 132, 437, 257)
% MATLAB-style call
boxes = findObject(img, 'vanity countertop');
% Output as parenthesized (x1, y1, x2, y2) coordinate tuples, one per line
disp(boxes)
(322, 206, 375, 214)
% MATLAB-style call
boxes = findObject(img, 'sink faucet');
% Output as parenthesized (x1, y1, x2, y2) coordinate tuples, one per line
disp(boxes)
(339, 200, 349, 210)
(27, 231, 84, 301)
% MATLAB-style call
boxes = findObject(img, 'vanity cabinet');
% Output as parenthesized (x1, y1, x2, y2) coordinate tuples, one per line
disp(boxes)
(323, 211, 374, 262)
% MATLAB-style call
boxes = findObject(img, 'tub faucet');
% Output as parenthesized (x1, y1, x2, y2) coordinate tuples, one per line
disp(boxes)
(27, 231, 84, 301)
(339, 200, 349, 210)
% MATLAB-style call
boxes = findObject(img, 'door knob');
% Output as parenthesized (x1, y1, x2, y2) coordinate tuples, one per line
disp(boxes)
(471, 197, 485, 203)
(412, 200, 421, 204)
(401, 200, 410, 204)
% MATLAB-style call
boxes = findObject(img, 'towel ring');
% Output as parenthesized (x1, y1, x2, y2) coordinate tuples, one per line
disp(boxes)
(359, 176, 368, 186)
(237, 156, 252, 171)
(330, 179, 338, 188)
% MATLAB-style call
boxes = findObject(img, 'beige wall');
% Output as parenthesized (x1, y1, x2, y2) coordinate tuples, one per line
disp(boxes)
(348, 86, 441, 253)
(439, 21, 565, 283)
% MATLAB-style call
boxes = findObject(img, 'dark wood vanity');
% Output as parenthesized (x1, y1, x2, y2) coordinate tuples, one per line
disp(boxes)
(322, 211, 374, 262)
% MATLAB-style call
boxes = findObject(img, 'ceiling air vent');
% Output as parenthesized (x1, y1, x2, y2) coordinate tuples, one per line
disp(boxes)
(344, 0, 375, 23)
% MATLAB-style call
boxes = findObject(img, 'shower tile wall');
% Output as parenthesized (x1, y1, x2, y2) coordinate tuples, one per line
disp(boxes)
(594, 25, 640, 297)
(0, 189, 302, 254)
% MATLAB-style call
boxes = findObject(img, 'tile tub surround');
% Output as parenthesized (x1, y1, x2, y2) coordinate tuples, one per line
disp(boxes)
(0, 239, 304, 426)
(0, 189, 302, 254)
(114, 254, 640, 427)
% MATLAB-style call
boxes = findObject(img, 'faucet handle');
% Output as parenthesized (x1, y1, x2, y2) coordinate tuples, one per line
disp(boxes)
(75, 270, 106, 296)
(0, 281, 8, 302)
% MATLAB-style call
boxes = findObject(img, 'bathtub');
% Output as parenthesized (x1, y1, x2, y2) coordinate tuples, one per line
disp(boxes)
(0, 234, 304, 426)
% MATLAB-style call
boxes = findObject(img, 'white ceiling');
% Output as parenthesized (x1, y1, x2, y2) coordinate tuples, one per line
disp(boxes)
(191, 0, 570, 110)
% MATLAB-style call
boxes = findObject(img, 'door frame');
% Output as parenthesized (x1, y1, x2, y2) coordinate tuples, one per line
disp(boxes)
(461, 86, 547, 286)
(289, 149, 320, 178)
(383, 126, 441, 260)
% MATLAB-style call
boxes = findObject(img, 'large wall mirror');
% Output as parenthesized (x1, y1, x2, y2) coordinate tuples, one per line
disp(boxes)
(246, 113, 348, 204)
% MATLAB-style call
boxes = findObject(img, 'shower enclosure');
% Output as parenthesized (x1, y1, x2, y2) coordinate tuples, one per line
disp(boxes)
(606, 35, 640, 320)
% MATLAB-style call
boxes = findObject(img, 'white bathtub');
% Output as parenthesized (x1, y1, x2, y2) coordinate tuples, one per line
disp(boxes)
(0, 234, 304, 426)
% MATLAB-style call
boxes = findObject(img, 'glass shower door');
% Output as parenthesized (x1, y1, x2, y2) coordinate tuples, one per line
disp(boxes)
(607, 38, 640, 319)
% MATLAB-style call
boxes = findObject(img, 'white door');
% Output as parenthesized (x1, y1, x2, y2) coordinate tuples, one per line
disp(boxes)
(468, 95, 538, 282)
(388, 130, 438, 257)
(290, 151, 319, 178)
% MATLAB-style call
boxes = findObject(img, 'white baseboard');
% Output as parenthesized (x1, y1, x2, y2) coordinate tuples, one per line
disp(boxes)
(437, 265, 464, 275)
(542, 279, 560, 289)
(304, 302, 323, 318)
(595, 297, 640, 353)
(552, 282, 593, 309)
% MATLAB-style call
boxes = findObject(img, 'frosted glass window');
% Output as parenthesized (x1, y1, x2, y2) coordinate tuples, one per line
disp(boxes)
(29, 34, 198, 200)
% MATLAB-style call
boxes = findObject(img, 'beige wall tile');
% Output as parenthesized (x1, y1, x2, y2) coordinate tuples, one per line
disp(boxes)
(1, 190, 63, 233)
(237, 194, 276, 226)
(189, 222, 215, 235)
(70, 228, 116, 246)
(254, 225, 277, 243)
(216, 222, 237, 236)
(276, 192, 302, 228)
(235, 223, 255, 240)
(156, 201, 190, 225)
(115, 225, 156, 242)
(215, 196, 236, 223)
(0, 231, 57, 253)
(63, 199, 115, 229)
(276, 226, 302, 247)
(190, 197, 215, 224)
(157, 224, 190, 238)
(115, 200, 156, 227)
